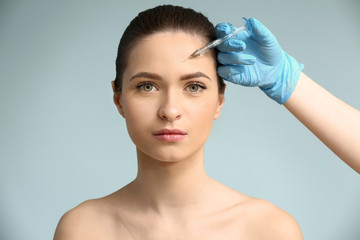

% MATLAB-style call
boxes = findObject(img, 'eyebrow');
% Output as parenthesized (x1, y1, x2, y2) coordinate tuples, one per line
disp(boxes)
(129, 71, 211, 82)
(180, 72, 211, 81)
(129, 72, 162, 81)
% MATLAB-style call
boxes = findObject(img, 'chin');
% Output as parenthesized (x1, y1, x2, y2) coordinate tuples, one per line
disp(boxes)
(136, 146, 203, 163)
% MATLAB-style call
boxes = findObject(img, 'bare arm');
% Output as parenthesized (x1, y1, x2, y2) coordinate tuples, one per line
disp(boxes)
(284, 72, 360, 173)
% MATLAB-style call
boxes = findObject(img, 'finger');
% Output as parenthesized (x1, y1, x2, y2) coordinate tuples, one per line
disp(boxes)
(214, 22, 236, 38)
(217, 52, 256, 65)
(217, 39, 246, 52)
(217, 65, 245, 80)
(217, 66, 254, 86)
(227, 73, 252, 86)
(245, 17, 277, 45)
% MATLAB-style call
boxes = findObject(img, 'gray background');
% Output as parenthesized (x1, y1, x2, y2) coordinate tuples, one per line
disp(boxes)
(1, 0, 359, 239)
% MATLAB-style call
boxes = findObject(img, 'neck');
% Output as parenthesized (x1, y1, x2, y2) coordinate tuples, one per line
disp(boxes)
(130, 147, 213, 216)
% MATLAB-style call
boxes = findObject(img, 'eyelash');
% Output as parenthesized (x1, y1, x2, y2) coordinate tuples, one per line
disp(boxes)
(185, 82, 207, 93)
(135, 81, 207, 93)
(136, 81, 157, 92)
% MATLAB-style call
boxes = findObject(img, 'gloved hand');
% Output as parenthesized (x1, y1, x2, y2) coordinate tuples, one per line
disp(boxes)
(215, 18, 304, 104)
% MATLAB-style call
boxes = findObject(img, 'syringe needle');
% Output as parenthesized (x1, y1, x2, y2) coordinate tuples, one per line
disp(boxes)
(188, 26, 246, 59)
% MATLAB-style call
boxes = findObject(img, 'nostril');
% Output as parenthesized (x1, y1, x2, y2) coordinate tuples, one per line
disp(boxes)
(158, 108, 182, 121)
(159, 112, 167, 120)
(158, 93, 182, 121)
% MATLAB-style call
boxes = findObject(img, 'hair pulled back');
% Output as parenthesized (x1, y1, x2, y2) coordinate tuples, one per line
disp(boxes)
(114, 4, 225, 92)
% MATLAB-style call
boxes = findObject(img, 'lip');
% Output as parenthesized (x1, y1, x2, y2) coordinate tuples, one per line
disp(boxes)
(153, 128, 187, 142)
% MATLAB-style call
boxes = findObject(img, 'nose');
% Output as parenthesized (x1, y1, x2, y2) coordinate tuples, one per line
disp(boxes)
(158, 90, 182, 122)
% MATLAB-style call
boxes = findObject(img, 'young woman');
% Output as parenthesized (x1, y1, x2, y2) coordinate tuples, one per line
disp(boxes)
(54, 4, 360, 240)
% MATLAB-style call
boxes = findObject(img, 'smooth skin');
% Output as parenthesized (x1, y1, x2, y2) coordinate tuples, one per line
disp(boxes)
(54, 31, 303, 239)
(284, 72, 360, 173)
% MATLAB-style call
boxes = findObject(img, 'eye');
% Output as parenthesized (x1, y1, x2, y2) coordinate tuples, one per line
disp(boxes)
(188, 84, 199, 92)
(136, 82, 157, 92)
(186, 82, 206, 93)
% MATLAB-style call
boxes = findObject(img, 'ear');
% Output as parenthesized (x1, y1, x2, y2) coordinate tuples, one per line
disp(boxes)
(214, 84, 226, 120)
(112, 81, 125, 118)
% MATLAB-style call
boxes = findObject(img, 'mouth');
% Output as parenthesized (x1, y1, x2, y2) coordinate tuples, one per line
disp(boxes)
(153, 128, 187, 142)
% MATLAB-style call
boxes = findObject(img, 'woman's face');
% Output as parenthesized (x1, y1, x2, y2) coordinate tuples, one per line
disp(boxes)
(113, 31, 225, 162)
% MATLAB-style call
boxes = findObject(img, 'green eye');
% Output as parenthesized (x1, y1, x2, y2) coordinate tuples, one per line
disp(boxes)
(137, 82, 156, 92)
(187, 82, 206, 93)
(188, 84, 199, 92)
(142, 83, 154, 92)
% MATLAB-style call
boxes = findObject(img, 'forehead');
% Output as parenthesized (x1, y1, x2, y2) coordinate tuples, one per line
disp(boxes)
(123, 31, 217, 81)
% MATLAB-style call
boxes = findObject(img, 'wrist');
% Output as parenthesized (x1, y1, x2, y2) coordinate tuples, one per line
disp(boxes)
(261, 53, 304, 104)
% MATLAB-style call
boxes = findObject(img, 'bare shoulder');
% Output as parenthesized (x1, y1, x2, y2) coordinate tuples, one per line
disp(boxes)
(243, 198, 303, 240)
(212, 182, 302, 239)
(53, 200, 103, 240)
(53, 196, 131, 240)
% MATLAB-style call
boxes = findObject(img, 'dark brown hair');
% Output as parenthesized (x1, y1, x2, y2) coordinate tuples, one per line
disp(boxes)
(113, 4, 225, 92)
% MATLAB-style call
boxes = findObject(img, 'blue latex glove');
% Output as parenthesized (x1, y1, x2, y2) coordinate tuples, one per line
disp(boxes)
(215, 18, 304, 104)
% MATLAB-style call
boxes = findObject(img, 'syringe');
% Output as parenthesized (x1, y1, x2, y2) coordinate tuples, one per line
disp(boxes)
(188, 26, 247, 59)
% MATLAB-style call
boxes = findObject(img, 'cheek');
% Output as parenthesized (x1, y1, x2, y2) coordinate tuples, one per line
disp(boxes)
(122, 93, 156, 117)
(187, 96, 219, 126)
(122, 98, 155, 136)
